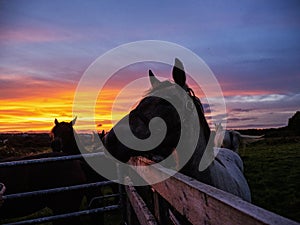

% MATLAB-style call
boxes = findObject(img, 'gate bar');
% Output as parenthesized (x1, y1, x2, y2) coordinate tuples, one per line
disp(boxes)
(0, 152, 104, 168)
(3, 180, 118, 201)
(3, 204, 121, 225)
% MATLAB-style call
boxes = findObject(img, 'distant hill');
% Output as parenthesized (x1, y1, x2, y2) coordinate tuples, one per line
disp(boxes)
(288, 111, 300, 131)
(238, 111, 300, 137)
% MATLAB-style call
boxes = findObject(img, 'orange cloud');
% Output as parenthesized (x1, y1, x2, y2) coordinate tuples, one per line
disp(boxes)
(0, 73, 77, 132)
(0, 95, 74, 132)
(0, 71, 128, 132)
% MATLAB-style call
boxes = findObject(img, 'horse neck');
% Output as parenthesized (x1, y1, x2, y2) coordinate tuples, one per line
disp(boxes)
(186, 123, 209, 166)
(189, 96, 212, 161)
(180, 99, 213, 184)
(196, 100, 211, 143)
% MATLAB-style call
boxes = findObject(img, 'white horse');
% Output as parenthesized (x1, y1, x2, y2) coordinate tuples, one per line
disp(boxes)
(213, 147, 251, 201)
(214, 123, 264, 153)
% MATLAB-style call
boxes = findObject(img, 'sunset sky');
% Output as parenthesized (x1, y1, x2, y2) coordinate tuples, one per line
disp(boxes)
(0, 0, 299, 132)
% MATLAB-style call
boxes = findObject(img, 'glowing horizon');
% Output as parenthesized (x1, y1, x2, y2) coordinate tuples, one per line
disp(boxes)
(0, 72, 295, 133)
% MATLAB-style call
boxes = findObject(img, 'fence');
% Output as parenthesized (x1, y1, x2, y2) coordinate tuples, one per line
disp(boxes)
(1, 154, 299, 225)
(123, 157, 299, 225)
(0, 152, 123, 225)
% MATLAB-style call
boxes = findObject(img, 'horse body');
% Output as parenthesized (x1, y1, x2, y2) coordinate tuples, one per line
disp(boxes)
(0, 152, 86, 223)
(212, 148, 251, 201)
(104, 58, 251, 202)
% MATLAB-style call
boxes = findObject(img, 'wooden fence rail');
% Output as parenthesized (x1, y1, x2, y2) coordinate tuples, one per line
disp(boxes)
(124, 157, 299, 225)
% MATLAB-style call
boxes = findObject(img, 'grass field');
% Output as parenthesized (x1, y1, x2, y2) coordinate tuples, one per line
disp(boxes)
(240, 137, 300, 222)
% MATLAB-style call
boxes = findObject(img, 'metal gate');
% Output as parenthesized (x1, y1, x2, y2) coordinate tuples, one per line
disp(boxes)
(0, 152, 124, 225)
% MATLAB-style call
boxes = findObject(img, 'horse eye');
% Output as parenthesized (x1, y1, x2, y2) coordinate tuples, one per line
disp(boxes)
(186, 100, 194, 111)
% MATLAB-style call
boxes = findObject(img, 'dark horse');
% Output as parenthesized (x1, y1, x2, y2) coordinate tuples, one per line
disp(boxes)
(50, 117, 119, 223)
(104, 58, 251, 202)
(50, 117, 82, 154)
(0, 152, 86, 224)
(50, 117, 118, 185)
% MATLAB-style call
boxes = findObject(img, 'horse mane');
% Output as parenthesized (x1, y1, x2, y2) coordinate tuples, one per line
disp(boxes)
(187, 88, 211, 143)
(145, 80, 173, 95)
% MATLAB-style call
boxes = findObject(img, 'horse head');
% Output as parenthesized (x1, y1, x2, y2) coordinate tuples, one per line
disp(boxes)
(104, 58, 211, 176)
(50, 117, 82, 155)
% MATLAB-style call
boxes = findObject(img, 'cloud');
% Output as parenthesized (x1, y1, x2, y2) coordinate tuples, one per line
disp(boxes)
(230, 108, 255, 113)
(227, 122, 286, 130)
(226, 93, 300, 110)
(227, 94, 286, 103)
(227, 117, 256, 122)
(222, 93, 300, 129)
(0, 72, 76, 100)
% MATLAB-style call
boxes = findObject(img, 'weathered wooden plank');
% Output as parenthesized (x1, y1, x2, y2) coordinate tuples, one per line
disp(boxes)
(128, 157, 299, 225)
(126, 192, 136, 225)
(125, 177, 158, 225)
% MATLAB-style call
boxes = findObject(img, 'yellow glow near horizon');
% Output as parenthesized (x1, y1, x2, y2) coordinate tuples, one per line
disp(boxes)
(0, 86, 136, 133)
(0, 73, 279, 134)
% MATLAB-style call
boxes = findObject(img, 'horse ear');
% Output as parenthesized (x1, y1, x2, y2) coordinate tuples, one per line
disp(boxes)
(149, 70, 160, 88)
(70, 116, 77, 126)
(54, 118, 59, 125)
(172, 58, 186, 87)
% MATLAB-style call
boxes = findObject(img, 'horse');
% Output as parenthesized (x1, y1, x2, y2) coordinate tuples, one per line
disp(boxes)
(0, 152, 87, 224)
(104, 58, 251, 202)
(50, 117, 118, 184)
(214, 123, 264, 153)
(50, 117, 83, 155)
(50, 118, 119, 223)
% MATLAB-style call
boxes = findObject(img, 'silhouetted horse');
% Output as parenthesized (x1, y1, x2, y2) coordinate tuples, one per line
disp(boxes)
(50, 117, 83, 154)
(0, 152, 86, 224)
(104, 58, 251, 202)
(50, 118, 119, 223)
